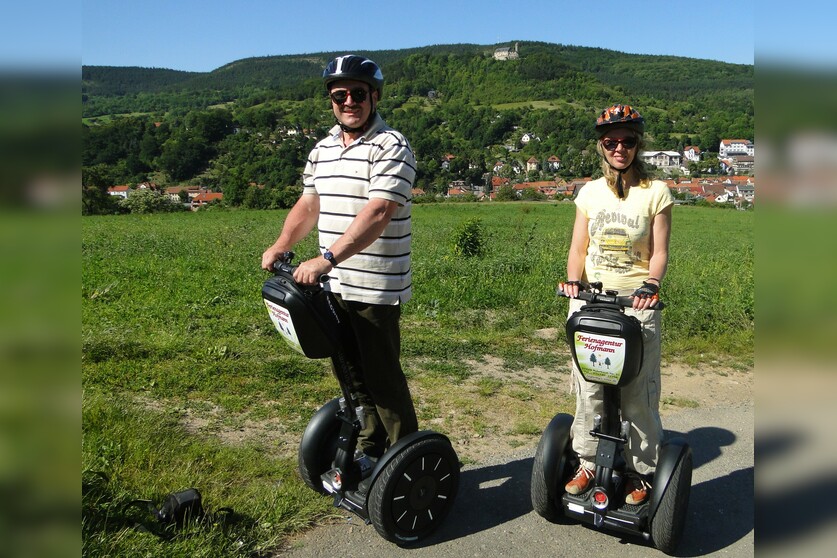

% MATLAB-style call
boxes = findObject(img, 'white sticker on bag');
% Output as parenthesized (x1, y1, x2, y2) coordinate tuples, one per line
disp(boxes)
(264, 298, 304, 354)
(573, 332, 626, 385)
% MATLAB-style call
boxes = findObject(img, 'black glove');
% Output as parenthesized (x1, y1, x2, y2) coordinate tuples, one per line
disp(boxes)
(632, 281, 659, 299)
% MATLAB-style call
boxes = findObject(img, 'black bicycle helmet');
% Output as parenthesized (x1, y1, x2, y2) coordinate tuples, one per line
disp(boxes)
(595, 104, 645, 137)
(322, 55, 384, 96)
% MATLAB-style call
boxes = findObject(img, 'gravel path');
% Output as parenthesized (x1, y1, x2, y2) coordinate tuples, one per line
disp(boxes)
(278, 402, 754, 558)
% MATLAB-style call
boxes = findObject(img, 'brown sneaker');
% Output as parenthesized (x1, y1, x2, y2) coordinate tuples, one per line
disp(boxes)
(565, 466, 594, 495)
(625, 476, 651, 505)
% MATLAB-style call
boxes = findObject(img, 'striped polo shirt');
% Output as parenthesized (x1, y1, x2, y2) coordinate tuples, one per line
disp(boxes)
(302, 114, 417, 305)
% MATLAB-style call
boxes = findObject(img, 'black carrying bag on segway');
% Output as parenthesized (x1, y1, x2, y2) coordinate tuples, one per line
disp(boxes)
(261, 258, 344, 359)
(565, 300, 644, 387)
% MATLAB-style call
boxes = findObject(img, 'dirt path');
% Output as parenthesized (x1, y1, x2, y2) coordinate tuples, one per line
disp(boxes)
(277, 364, 754, 557)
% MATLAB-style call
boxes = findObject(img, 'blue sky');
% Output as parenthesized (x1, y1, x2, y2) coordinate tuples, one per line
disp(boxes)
(71, 0, 757, 72)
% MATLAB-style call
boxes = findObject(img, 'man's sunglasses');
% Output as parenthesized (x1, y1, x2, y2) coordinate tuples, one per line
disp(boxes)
(329, 87, 369, 105)
(602, 137, 638, 151)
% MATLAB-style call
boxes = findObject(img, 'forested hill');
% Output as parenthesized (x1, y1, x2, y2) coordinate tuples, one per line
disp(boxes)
(82, 42, 752, 115)
(82, 41, 753, 214)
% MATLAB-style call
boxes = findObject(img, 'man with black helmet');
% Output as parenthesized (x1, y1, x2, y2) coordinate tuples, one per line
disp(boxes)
(261, 55, 418, 463)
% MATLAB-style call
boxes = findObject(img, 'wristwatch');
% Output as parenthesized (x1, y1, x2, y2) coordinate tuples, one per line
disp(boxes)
(323, 250, 338, 267)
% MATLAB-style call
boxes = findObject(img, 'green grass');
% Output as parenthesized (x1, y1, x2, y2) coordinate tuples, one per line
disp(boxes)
(82, 202, 752, 555)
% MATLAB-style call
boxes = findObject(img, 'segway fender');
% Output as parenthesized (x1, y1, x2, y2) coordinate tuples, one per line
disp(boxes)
(539, 413, 574, 499)
(362, 431, 456, 503)
(298, 398, 342, 470)
(648, 437, 691, 519)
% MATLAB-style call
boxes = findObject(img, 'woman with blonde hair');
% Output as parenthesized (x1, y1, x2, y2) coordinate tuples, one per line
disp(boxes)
(560, 104, 674, 505)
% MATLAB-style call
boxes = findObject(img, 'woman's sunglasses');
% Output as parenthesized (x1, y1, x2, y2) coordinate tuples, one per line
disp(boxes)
(602, 137, 638, 151)
(329, 87, 369, 105)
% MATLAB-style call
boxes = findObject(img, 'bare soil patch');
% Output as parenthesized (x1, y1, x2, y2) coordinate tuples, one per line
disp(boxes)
(141, 355, 753, 466)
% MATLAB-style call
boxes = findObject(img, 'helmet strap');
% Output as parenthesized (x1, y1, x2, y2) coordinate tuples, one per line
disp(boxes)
(606, 160, 632, 199)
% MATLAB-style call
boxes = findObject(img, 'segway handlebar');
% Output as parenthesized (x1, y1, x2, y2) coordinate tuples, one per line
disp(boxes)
(270, 251, 331, 284)
(557, 281, 665, 310)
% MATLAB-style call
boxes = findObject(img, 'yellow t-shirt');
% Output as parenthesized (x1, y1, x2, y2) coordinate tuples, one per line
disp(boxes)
(574, 177, 674, 291)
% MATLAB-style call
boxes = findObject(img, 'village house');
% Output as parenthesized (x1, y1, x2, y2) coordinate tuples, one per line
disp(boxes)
(165, 185, 206, 203)
(107, 185, 130, 199)
(719, 159, 733, 174)
(446, 186, 468, 198)
(732, 156, 754, 175)
(639, 150, 683, 171)
(441, 154, 456, 170)
(520, 132, 539, 145)
(526, 157, 539, 173)
(490, 176, 510, 194)
(190, 192, 223, 211)
(719, 139, 755, 158)
(547, 155, 561, 171)
(683, 145, 701, 162)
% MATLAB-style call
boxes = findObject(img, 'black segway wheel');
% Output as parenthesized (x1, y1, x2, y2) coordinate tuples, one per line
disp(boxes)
(650, 450, 692, 554)
(530, 413, 574, 522)
(297, 397, 342, 495)
(368, 436, 459, 546)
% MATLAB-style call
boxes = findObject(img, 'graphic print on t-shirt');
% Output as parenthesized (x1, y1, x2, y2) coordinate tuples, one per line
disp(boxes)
(588, 208, 649, 275)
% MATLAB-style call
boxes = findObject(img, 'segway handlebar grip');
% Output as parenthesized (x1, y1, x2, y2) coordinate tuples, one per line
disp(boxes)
(557, 285, 665, 310)
(270, 260, 331, 285)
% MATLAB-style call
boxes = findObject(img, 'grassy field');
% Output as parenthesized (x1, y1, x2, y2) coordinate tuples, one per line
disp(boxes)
(82, 202, 752, 556)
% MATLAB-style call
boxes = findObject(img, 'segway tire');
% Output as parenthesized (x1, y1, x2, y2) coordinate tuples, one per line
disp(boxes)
(368, 436, 459, 546)
(297, 398, 342, 495)
(530, 414, 574, 523)
(650, 450, 692, 555)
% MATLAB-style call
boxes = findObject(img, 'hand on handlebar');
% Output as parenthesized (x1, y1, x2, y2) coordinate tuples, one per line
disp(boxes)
(630, 281, 660, 310)
(293, 256, 333, 286)
(558, 280, 584, 299)
(261, 247, 294, 271)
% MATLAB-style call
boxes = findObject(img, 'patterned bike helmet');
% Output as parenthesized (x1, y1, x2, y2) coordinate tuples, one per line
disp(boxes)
(322, 55, 384, 96)
(595, 104, 645, 137)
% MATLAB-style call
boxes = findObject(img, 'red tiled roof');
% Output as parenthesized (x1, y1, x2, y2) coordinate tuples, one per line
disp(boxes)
(193, 192, 223, 202)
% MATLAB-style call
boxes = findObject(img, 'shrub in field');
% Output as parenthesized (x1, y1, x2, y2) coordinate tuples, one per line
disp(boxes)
(451, 217, 486, 257)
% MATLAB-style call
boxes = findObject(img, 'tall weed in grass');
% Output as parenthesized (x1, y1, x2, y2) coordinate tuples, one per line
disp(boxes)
(82, 203, 752, 553)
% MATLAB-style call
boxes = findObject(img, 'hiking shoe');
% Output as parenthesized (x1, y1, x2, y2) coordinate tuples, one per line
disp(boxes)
(625, 476, 651, 505)
(565, 466, 594, 495)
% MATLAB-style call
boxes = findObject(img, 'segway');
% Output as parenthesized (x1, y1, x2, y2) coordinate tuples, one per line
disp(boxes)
(261, 252, 460, 545)
(530, 282, 691, 555)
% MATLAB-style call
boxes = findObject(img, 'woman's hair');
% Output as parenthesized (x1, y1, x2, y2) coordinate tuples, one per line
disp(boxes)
(596, 130, 652, 190)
